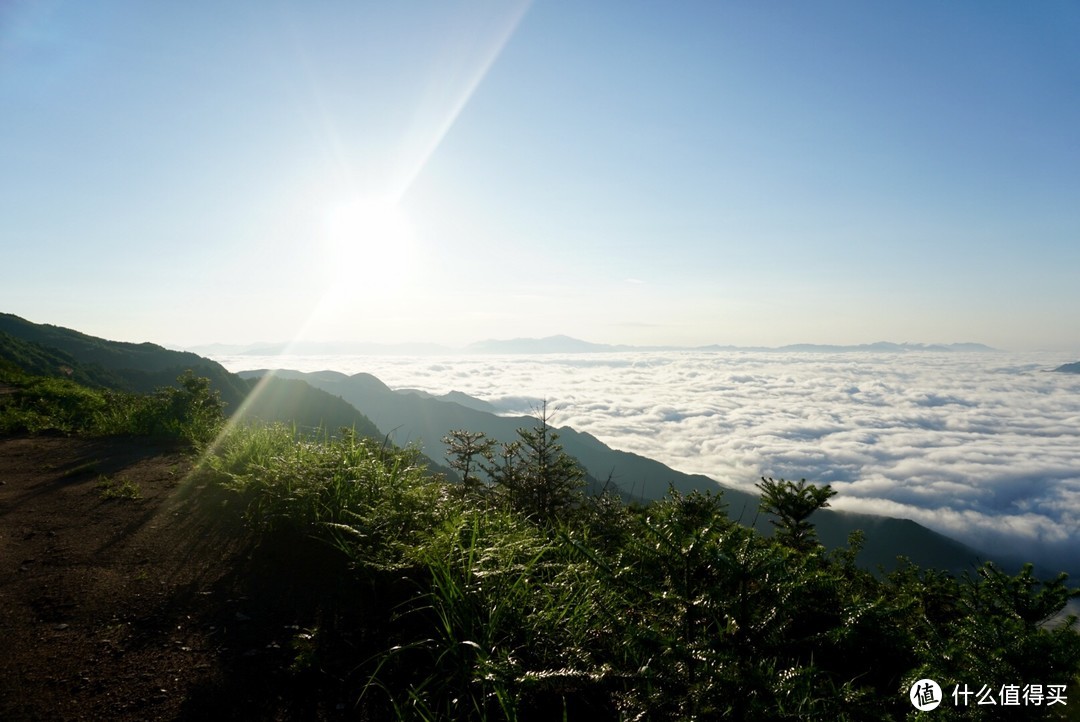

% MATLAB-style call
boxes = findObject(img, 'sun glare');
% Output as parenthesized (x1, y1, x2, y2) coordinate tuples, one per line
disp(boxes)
(322, 196, 414, 292)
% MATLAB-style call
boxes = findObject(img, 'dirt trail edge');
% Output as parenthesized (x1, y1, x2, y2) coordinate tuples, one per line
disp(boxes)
(0, 435, 349, 721)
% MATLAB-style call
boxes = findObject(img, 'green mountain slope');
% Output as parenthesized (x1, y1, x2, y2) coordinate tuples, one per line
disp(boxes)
(236, 376, 381, 438)
(0, 314, 381, 440)
(0, 330, 103, 385)
(0, 313, 249, 406)
(240, 368, 992, 575)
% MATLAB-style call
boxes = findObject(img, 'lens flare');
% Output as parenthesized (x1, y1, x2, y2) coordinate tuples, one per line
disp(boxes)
(322, 195, 414, 291)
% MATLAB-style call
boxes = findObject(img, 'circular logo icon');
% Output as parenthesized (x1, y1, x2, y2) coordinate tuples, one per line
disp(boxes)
(909, 678, 943, 711)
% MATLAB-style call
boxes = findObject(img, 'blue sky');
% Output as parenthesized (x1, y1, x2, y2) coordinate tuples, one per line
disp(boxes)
(3, 1, 1079, 351)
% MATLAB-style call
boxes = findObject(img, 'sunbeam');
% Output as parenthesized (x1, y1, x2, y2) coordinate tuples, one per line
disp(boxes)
(386, 1, 533, 200)
(209, 2, 533, 450)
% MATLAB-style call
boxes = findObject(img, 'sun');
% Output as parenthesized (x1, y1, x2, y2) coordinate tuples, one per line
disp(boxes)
(322, 195, 415, 292)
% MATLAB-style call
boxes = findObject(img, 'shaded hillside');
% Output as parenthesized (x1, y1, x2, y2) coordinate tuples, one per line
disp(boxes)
(396, 387, 499, 414)
(236, 376, 381, 439)
(0, 313, 249, 407)
(240, 369, 990, 575)
(0, 330, 108, 387)
(0, 314, 385, 440)
(1054, 361, 1080, 374)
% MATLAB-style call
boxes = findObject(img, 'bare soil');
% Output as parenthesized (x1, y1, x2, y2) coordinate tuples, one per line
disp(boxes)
(0, 434, 351, 721)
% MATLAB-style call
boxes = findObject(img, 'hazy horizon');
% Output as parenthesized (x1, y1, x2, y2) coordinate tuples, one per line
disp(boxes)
(3, 3, 1079, 353)
(182, 334, 1009, 353)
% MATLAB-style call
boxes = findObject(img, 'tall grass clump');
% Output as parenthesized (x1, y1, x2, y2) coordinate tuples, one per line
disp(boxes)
(0, 369, 224, 446)
(0, 375, 108, 434)
(365, 506, 617, 721)
(209, 424, 452, 571)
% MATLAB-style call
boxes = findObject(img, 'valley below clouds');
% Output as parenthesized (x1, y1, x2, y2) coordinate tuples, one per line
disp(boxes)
(217, 351, 1080, 572)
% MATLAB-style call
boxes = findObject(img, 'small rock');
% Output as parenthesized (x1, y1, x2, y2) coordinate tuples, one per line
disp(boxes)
(54, 623, 69, 630)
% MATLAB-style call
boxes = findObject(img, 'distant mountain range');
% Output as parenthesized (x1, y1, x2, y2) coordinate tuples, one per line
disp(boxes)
(1053, 361, 1080, 374)
(1, 312, 1050, 576)
(470, 337, 999, 355)
(187, 334, 999, 356)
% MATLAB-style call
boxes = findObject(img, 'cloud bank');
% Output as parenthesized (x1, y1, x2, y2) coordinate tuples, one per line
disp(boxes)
(218, 351, 1080, 570)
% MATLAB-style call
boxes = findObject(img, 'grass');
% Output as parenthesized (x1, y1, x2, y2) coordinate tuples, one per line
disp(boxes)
(0, 376, 108, 435)
(210, 423, 452, 571)
(96, 475, 141, 500)
(0, 369, 224, 446)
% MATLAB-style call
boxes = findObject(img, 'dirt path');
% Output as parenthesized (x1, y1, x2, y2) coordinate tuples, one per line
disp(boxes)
(0, 435, 344, 721)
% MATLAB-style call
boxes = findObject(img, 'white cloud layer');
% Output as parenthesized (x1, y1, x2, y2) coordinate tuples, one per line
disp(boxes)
(218, 351, 1080, 570)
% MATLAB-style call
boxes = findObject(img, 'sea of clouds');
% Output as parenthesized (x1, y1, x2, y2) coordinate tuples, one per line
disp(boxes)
(215, 351, 1080, 571)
